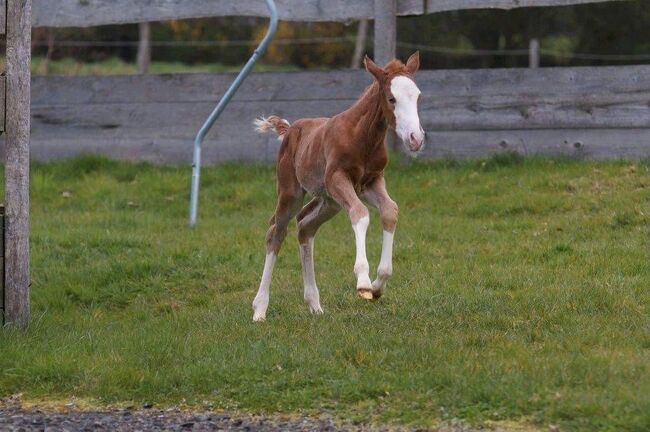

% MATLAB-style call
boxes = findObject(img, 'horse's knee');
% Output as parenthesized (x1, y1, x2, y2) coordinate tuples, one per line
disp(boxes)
(349, 203, 369, 224)
(381, 200, 398, 232)
(266, 223, 289, 253)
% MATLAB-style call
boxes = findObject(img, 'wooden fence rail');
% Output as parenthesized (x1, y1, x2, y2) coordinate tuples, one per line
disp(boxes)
(16, 65, 650, 164)
(32, 0, 628, 27)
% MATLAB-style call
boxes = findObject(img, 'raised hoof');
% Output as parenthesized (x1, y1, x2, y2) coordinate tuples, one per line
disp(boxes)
(252, 308, 267, 322)
(357, 289, 374, 300)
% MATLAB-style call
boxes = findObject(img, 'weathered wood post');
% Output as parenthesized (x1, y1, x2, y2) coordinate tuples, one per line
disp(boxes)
(4, 0, 32, 328)
(137, 22, 151, 74)
(373, 0, 401, 158)
(351, 19, 369, 69)
(373, 0, 396, 65)
(529, 38, 540, 68)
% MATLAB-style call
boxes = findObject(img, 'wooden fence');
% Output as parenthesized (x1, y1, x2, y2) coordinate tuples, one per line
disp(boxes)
(28, 64, 650, 163)
(31, 0, 627, 26)
(31, 0, 630, 66)
(18, 0, 647, 164)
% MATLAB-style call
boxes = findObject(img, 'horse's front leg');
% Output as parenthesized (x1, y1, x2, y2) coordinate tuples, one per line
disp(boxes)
(326, 171, 373, 300)
(362, 176, 398, 299)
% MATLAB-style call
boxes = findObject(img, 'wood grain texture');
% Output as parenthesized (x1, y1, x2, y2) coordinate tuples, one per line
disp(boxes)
(136, 22, 151, 75)
(420, 128, 650, 160)
(0, 0, 6, 34)
(12, 65, 650, 165)
(374, 0, 397, 66)
(32, 0, 423, 27)
(426, 0, 628, 13)
(31, 0, 625, 27)
(0, 206, 4, 319)
(0, 77, 5, 132)
(4, 0, 31, 328)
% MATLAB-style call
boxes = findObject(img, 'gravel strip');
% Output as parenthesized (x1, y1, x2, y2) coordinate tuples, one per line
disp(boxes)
(0, 396, 479, 431)
(0, 407, 356, 431)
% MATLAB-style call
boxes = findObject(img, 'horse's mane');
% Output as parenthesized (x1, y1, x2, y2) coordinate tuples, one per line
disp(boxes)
(382, 59, 411, 77)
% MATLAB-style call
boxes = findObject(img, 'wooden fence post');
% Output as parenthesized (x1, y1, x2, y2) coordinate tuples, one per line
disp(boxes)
(137, 22, 151, 74)
(373, 0, 401, 158)
(529, 38, 540, 68)
(373, 0, 396, 65)
(4, 0, 32, 328)
(351, 19, 369, 69)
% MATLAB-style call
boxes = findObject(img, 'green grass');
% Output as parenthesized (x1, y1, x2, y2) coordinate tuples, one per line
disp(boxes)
(27, 56, 299, 76)
(1, 155, 649, 431)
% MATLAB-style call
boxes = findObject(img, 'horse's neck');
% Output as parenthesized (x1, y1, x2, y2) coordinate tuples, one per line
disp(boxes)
(346, 83, 388, 151)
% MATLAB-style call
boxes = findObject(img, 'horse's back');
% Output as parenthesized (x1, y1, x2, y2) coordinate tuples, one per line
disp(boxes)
(292, 117, 330, 139)
(282, 117, 329, 158)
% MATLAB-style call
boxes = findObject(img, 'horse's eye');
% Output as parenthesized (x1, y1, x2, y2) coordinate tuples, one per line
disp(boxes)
(388, 97, 396, 104)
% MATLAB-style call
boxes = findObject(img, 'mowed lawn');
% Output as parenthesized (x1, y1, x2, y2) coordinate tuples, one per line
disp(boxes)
(1, 155, 648, 431)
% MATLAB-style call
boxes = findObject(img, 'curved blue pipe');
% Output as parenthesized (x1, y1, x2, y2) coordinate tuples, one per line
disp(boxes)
(189, 0, 278, 226)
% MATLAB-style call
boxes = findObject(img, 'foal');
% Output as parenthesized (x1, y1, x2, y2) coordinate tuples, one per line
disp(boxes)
(251, 52, 424, 321)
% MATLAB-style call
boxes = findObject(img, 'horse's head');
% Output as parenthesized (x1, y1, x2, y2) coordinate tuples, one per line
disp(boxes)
(364, 52, 425, 153)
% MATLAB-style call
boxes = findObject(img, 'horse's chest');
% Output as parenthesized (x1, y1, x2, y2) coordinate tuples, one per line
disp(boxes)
(362, 154, 387, 178)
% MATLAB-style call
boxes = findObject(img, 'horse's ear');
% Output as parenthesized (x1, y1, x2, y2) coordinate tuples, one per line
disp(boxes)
(364, 55, 386, 82)
(406, 51, 420, 75)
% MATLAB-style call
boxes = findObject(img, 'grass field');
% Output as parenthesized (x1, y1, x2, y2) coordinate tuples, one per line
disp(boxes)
(0, 155, 648, 431)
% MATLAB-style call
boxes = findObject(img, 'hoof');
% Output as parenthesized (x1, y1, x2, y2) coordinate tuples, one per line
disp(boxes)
(372, 289, 383, 299)
(252, 307, 267, 321)
(308, 304, 324, 315)
(252, 296, 268, 322)
(357, 289, 374, 300)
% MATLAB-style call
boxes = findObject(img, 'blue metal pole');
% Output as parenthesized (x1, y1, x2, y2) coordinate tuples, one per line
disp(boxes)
(189, 0, 278, 227)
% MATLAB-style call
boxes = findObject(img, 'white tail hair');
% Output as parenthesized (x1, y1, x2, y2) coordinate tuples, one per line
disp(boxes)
(254, 116, 291, 140)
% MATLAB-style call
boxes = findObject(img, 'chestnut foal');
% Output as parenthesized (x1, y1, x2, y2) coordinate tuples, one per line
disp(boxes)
(251, 53, 424, 321)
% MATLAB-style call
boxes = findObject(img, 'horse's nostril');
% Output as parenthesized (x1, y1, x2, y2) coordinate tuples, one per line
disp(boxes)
(410, 132, 416, 143)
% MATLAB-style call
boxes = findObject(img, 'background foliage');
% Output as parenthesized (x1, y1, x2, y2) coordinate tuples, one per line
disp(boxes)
(31, 1, 650, 70)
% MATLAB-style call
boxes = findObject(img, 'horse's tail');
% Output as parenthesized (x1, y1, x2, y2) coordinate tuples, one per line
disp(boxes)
(254, 116, 291, 140)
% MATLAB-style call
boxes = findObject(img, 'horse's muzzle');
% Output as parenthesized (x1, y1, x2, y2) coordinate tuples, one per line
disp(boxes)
(408, 129, 425, 152)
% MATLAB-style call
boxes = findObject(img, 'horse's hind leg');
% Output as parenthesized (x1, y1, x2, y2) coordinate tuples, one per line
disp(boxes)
(252, 156, 304, 321)
(296, 197, 341, 314)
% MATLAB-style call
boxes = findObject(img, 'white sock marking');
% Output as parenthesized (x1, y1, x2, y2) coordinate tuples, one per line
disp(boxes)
(352, 216, 372, 289)
(373, 230, 394, 292)
(300, 238, 323, 314)
(252, 252, 276, 321)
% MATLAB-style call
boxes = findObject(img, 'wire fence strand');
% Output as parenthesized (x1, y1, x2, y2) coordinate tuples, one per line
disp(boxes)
(24, 37, 650, 62)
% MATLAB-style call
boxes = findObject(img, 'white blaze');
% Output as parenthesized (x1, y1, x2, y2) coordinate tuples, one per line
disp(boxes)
(390, 76, 424, 150)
